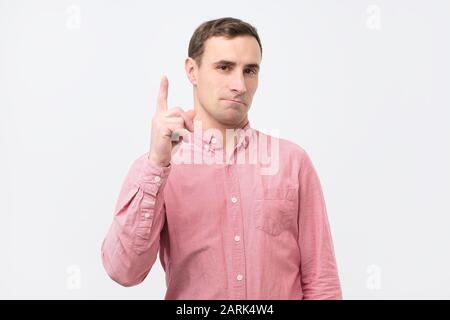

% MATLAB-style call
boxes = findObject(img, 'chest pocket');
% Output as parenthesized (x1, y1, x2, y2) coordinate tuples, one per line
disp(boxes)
(253, 186, 298, 236)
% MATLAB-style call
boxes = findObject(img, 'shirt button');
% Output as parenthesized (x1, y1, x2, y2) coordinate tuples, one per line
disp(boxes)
(144, 212, 151, 219)
(234, 235, 240, 242)
(231, 197, 238, 203)
(154, 176, 161, 183)
(211, 137, 217, 144)
(236, 274, 243, 281)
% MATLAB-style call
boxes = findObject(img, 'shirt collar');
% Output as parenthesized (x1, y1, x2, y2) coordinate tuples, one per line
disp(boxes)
(190, 119, 252, 152)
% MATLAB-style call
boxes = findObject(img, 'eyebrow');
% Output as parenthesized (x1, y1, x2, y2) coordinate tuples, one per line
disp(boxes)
(212, 60, 260, 71)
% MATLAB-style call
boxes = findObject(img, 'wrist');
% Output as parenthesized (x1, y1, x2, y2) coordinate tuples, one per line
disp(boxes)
(147, 153, 170, 168)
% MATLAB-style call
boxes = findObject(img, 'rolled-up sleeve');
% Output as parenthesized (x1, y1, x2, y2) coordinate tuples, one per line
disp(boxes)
(101, 152, 171, 287)
(298, 150, 343, 299)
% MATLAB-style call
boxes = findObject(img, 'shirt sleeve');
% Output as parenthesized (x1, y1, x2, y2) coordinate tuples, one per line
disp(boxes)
(298, 149, 343, 299)
(101, 152, 171, 287)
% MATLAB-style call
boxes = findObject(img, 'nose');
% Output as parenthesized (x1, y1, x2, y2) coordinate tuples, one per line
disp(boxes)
(229, 70, 247, 94)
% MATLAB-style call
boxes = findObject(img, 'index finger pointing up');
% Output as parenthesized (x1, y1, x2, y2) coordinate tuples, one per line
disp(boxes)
(157, 75, 168, 112)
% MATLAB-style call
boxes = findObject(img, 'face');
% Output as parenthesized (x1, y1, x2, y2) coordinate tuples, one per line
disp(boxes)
(186, 35, 261, 127)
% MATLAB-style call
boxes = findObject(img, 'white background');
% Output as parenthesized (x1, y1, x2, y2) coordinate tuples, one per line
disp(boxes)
(1, 0, 449, 299)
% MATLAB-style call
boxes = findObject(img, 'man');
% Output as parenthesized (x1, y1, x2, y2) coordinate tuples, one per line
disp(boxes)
(101, 17, 343, 300)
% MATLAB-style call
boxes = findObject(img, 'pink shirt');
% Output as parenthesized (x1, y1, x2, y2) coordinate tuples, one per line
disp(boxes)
(101, 120, 342, 299)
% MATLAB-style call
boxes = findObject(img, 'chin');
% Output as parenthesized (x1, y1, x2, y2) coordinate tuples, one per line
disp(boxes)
(219, 112, 246, 126)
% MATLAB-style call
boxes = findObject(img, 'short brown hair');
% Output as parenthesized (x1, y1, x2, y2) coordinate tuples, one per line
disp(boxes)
(188, 17, 263, 67)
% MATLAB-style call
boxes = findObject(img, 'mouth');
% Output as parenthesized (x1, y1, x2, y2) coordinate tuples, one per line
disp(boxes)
(222, 99, 246, 106)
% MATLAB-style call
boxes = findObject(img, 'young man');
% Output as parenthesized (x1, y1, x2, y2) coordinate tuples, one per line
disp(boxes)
(101, 17, 343, 300)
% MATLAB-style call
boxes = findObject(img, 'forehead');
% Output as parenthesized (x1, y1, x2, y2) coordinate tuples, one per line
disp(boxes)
(202, 35, 261, 65)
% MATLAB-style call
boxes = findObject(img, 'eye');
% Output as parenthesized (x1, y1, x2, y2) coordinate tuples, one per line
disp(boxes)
(218, 65, 230, 71)
(245, 68, 257, 75)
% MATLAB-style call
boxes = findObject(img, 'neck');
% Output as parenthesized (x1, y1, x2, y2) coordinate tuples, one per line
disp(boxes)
(192, 110, 247, 156)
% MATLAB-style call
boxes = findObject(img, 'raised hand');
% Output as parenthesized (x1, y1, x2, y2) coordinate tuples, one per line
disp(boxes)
(148, 75, 196, 167)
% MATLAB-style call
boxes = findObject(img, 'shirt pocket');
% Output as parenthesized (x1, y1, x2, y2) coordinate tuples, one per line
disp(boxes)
(253, 186, 298, 236)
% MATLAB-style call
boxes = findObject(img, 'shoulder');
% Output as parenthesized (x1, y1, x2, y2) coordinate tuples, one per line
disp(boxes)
(253, 128, 310, 162)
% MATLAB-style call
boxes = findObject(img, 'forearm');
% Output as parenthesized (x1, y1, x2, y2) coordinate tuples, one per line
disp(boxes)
(298, 150, 343, 300)
(101, 152, 171, 287)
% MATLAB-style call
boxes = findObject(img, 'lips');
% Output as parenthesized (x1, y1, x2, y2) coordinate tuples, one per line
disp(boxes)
(223, 99, 245, 106)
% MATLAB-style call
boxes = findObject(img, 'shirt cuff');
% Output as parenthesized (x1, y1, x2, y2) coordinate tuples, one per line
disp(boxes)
(136, 154, 172, 196)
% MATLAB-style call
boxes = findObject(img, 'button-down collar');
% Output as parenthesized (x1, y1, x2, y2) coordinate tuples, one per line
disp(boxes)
(191, 119, 252, 152)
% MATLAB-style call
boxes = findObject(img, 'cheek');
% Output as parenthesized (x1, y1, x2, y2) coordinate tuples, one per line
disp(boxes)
(198, 74, 224, 102)
(248, 78, 258, 91)
(199, 83, 219, 106)
(199, 77, 214, 93)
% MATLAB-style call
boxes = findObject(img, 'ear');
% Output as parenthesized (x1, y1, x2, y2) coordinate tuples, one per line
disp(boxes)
(185, 57, 198, 86)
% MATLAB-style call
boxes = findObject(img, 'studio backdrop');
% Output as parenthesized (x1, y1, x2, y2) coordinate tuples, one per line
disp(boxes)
(1, 0, 449, 299)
